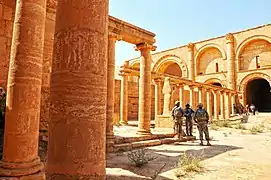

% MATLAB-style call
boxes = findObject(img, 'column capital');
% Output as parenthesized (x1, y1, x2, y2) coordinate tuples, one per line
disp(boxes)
(135, 42, 156, 51)
(225, 33, 234, 43)
(187, 43, 195, 51)
(154, 77, 162, 84)
(109, 32, 122, 41)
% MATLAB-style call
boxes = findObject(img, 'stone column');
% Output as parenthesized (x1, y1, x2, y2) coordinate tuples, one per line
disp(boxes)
(225, 92, 231, 119)
(226, 33, 236, 90)
(106, 33, 121, 149)
(198, 87, 203, 104)
(231, 94, 235, 115)
(154, 78, 162, 120)
(179, 84, 185, 108)
(46, 0, 108, 179)
(202, 87, 207, 109)
(136, 43, 156, 135)
(120, 67, 129, 125)
(0, 0, 46, 178)
(189, 85, 195, 109)
(213, 90, 219, 120)
(187, 43, 195, 81)
(206, 89, 213, 121)
(220, 91, 226, 120)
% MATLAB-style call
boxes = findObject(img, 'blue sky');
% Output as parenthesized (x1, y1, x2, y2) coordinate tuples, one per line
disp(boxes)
(109, 0, 271, 66)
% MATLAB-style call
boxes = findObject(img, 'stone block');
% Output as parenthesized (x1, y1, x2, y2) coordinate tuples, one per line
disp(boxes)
(155, 115, 174, 128)
(0, 4, 3, 20)
(4, 20, 13, 38)
(3, 6, 12, 21)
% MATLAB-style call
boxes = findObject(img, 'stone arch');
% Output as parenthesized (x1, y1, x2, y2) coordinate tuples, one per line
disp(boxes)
(238, 72, 271, 93)
(152, 55, 188, 78)
(238, 72, 271, 110)
(195, 43, 227, 75)
(236, 35, 271, 71)
(129, 60, 140, 70)
(204, 78, 226, 87)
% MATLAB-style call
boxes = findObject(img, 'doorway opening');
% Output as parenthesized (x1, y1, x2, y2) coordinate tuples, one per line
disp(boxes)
(246, 78, 271, 112)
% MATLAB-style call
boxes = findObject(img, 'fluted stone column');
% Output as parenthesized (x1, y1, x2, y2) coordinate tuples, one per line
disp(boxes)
(0, 0, 46, 178)
(225, 92, 231, 119)
(187, 43, 195, 81)
(154, 78, 162, 120)
(220, 91, 226, 120)
(46, 0, 108, 179)
(106, 33, 121, 149)
(179, 84, 184, 108)
(136, 43, 156, 135)
(226, 33, 236, 90)
(120, 67, 129, 125)
(213, 90, 219, 120)
(189, 85, 195, 109)
(206, 89, 213, 121)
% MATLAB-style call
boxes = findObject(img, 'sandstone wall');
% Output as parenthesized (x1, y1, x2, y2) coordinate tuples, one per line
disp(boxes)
(0, 2, 14, 88)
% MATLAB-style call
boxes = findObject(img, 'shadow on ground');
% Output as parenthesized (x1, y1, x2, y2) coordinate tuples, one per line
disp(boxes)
(106, 143, 243, 180)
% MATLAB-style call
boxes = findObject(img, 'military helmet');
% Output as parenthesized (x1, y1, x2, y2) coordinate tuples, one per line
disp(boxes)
(198, 103, 203, 108)
(185, 103, 190, 107)
(175, 101, 180, 106)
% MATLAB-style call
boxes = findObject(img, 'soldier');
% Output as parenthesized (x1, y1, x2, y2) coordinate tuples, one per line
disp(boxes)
(171, 101, 184, 139)
(171, 101, 180, 131)
(184, 103, 194, 136)
(194, 103, 211, 146)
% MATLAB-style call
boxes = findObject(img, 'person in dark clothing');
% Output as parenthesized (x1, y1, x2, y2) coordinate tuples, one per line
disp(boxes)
(184, 103, 194, 136)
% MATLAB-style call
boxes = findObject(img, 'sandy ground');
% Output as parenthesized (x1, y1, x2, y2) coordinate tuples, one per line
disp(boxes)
(106, 113, 271, 180)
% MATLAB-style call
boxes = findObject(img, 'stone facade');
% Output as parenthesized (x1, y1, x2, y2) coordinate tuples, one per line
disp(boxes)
(127, 24, 271, 112)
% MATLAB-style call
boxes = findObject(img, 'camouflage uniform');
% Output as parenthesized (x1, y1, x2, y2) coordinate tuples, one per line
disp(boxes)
(194, 108, 210, 143)
(184, 107, 194, 136)
(173, 108, 184, 135)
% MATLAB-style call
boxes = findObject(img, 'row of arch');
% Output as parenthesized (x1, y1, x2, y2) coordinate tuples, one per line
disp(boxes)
(129, 35, 271, 76)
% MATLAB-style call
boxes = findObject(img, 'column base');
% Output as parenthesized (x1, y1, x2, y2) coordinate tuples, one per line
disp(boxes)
(106, 134, 115, 153)
(0, 166, 44, 180)
(119, 121, 128, 126)
(0, 159, 44, 177)
(137, 129, 151, 135)
(46, 173, 105, 180)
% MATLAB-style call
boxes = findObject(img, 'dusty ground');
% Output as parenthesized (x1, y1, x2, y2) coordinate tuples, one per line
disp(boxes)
(106, 113, 271, 180)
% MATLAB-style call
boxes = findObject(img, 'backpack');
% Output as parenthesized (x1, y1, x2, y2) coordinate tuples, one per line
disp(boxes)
(195, 109, 208, 122)
(184, 108, 193, 118)
(174, 107, 184, 118)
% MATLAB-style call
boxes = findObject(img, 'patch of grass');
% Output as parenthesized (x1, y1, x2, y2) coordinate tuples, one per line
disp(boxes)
(127, 149, 157, 167)
(249, 124, 265, 134)
(175, 152, 203, 177)
(209, 124, 219, 130)
(210, 120, 232, 130)
(234, 123, 246, 130)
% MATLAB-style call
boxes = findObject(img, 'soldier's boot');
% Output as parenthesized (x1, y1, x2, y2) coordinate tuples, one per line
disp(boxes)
(207, 141, 211, 146)
(200, 140, 203, 146)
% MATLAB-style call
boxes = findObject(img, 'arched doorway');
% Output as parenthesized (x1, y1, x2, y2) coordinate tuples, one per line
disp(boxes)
(212, 83, 222, 87)
(246, 78, 271, 112)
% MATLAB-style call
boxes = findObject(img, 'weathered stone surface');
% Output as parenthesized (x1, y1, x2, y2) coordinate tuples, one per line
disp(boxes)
(0, 0, 46, 177)
(46, 0, 108, 179)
